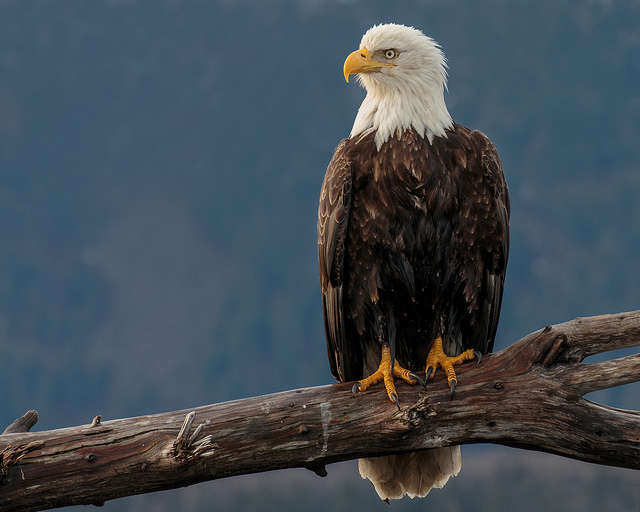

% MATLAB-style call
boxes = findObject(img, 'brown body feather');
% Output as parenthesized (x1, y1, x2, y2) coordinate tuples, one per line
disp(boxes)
(319, 124, 510, 382)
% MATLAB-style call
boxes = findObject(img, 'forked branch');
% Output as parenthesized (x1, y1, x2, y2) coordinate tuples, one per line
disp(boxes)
(1, 311, 640, 511)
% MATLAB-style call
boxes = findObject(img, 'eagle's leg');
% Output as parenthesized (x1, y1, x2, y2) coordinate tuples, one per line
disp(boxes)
(425, 336, 480, 396)
(353, 345, 422, 407)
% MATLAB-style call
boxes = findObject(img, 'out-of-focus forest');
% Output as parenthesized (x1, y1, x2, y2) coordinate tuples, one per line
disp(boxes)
(0, 0, 639, 510)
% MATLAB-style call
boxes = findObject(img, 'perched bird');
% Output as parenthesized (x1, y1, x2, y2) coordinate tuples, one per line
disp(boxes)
(318, 24, 510, 500)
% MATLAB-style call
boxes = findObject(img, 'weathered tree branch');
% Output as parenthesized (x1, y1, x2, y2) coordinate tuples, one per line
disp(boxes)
(1, 311, 640, 511)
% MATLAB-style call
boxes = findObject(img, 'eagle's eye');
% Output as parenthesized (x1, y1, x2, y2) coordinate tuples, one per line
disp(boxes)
(383, 49, 399, 60)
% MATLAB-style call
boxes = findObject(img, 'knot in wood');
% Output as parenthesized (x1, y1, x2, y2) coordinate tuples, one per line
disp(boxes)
(402, 397, 435, 427)
(542, 334, 567, 367)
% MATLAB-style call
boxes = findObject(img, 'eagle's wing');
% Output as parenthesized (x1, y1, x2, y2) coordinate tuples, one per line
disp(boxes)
(318, 140, 361, 382)
(476, 133, 510, 355)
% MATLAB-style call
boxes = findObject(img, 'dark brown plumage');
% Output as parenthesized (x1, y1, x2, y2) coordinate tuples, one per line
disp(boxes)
(318, 123, 509, 385)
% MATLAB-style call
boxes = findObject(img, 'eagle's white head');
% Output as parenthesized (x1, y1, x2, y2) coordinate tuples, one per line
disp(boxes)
(344, 24, 453, 149)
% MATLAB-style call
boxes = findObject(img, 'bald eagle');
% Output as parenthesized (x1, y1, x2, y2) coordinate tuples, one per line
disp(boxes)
(318, 24, 510, 500)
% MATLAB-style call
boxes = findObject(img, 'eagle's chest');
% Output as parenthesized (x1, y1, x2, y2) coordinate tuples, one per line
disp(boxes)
(349, 164, 459, 255)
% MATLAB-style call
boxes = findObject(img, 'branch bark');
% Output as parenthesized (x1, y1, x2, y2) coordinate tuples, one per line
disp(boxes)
(2, 311, 640, 511)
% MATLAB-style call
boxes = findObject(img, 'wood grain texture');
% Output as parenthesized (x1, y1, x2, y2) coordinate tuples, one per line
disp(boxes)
(1, 311, 640, 511)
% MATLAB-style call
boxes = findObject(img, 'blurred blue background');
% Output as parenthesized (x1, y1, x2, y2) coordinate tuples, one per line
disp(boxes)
(1, 0, 639, 510)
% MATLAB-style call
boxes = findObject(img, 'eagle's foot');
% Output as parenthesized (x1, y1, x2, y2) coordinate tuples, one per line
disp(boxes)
(353, 345, 421, 407)
(425, 337, 479, 396)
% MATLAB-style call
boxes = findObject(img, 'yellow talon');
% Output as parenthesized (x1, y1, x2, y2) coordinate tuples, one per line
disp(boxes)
(425, 336, 477, 389)
(355, 346, 418, 405)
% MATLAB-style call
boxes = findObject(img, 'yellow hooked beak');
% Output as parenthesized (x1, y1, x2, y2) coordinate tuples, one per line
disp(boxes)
(343, 48, 395, 82)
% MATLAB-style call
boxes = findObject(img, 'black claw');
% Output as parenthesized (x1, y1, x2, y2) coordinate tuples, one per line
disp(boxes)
(390, 392, 400, 410)
(409, 372, 426, 388)
(352, 382, 361, 398)
(473, 350, 483, 365)
(449, 380, 456, 400)
(425, 366, 434, 381)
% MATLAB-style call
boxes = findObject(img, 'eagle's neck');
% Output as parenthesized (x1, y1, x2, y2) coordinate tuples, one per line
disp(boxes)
(350, 76, 453, 150)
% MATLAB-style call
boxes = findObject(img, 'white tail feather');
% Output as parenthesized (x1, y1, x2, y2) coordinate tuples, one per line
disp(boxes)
(358, 446, 461, 500)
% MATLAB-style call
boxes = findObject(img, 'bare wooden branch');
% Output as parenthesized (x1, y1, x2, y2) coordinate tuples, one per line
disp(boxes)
(2, 410, 39, 435)
(1, 311, 640, 512)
